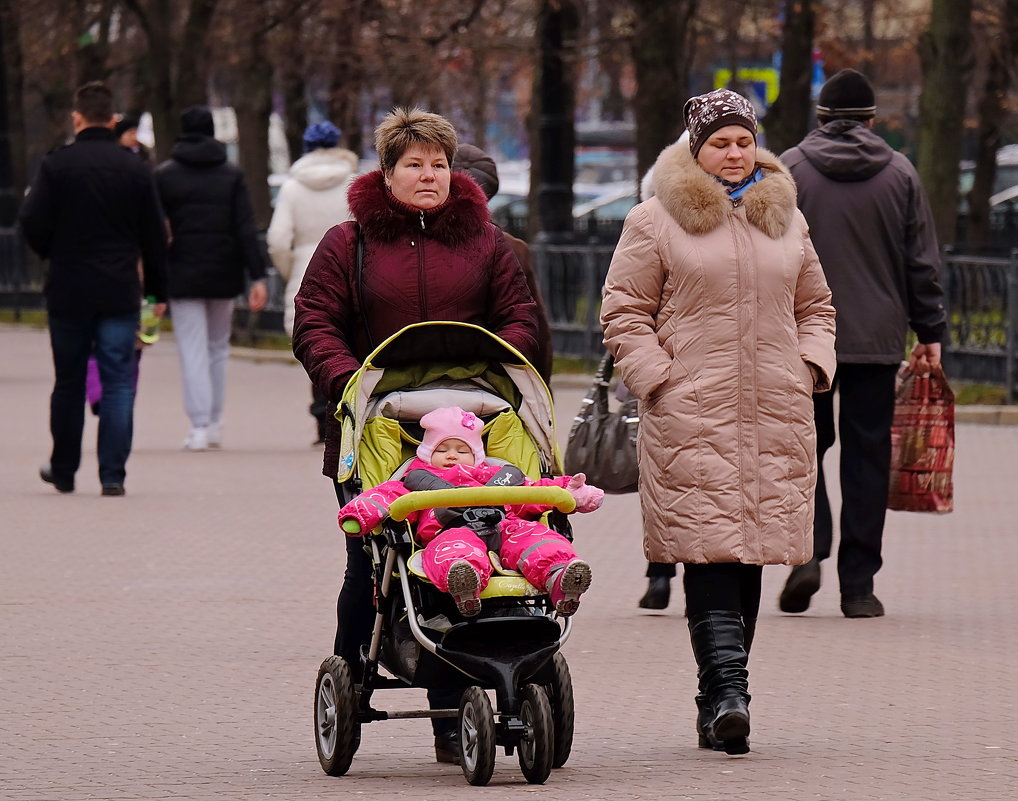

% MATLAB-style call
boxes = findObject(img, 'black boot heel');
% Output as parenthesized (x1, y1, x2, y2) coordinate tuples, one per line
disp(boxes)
(695, 694, 724, 750)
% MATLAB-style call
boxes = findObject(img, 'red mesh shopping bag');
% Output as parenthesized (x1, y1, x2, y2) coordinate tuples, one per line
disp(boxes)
(887, 364, 954, 513)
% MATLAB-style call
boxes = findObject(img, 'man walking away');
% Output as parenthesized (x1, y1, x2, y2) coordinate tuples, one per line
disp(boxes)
(155, 106, 267, 451)
(777, 69, 947, 618)
(19, 81, 168, 497)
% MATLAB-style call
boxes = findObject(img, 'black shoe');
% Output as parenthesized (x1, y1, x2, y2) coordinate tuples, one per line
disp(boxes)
(638, 576, 671, 610)
(778, 559, 821, 613)
(841, 593, 884, 618)
(40, 464, 74, 493)
(101, 484, 126, 497)
(434, 730, 460, 764)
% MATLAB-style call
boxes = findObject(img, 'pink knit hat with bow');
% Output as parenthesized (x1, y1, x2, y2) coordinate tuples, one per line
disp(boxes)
(417, 406, 486, 464)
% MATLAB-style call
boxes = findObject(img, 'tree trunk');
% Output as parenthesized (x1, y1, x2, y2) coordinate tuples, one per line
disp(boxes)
(277, 8, 307, 166)
(0, 0, 26, 213)
(967, 0, 1018, 250)
(530, 0, 579, 238)
(125, 0, 219, 161)
(764, 0, 816, 156)
(73, 0, 115, 84)
(233, 24, 273, 230)
(176, 0, 218, 108)
(329, 0, 366, 157)
(630, 0, 697, 182)
(917, 0, 973, 246)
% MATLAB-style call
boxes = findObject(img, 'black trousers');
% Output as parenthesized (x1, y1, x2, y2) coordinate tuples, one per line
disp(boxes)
(682, 563, 762, 619)
(310, 383, 329, 439)
(813, 363, 899, 597)
(332, 481, 459, 735)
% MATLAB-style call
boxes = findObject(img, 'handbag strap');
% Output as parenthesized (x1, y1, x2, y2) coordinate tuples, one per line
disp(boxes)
(590, 352, 614, 413)
(353, 222, 373, 350)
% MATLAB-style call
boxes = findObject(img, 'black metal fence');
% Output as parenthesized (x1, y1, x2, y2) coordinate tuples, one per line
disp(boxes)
(3, 223, 1017, 400)
(532, 241, 1018, 402)
(941, 249, 1018, 402)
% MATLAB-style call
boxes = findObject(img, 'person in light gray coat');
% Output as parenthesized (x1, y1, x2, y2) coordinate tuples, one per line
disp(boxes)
(777, 69, 946, 619)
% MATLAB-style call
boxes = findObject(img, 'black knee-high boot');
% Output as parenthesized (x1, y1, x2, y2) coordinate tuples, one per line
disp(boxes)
(689, 611, 752, 755)
(695, 614, 755, 751)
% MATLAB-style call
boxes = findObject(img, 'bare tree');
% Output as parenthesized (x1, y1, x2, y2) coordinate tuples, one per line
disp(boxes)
(764, 0, 816, 156)
(917, 0, 974, 245)
(122, 0, 220, 160)
(0, 0, 26, 206)
(530, 0, 580, 237)
(629, 0, 698, 180)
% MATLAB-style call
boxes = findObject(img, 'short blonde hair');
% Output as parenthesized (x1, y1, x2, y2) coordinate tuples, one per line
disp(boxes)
(374, 107, 458, 174)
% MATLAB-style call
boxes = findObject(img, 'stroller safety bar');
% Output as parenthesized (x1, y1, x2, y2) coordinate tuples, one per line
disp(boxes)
(386, 486, 576, 522)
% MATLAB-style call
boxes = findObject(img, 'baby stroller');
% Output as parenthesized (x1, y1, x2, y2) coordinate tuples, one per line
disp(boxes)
(313, 322, 580, 786)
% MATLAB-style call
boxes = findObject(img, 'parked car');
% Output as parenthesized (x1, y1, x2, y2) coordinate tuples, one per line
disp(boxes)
(957, 145, 1018, 251)
(490, 180, 637, 242)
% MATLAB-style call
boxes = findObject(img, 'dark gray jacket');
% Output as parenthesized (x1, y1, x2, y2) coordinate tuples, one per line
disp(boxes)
(781, 120, 945, 363)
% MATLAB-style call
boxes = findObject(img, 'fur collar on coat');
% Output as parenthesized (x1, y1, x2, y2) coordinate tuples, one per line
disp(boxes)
(651, 142, 798, 239)
(348, 170, 492, 246)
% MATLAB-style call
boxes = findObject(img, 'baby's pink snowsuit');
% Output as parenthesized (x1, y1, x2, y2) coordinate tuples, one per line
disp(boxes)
(338, 458, 586, 594)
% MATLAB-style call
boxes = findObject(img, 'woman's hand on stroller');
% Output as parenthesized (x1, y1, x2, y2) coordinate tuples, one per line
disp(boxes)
(566, 473, 605, 513)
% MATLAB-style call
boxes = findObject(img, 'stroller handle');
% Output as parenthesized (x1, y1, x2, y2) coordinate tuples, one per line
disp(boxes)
(387, 486, 576, 522)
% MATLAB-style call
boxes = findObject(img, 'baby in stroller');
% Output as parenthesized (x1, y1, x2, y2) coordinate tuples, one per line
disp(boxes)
(338, 406, 603, 617)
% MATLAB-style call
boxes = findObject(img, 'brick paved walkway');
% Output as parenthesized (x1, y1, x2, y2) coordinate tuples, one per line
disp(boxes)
(2, 325, 1016, 800)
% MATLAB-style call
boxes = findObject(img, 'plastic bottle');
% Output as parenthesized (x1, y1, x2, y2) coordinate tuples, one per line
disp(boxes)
(139, 296, 161, 345)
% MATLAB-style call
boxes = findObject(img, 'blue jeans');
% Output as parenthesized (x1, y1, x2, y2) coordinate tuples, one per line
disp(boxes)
(48, 312, 139, 487)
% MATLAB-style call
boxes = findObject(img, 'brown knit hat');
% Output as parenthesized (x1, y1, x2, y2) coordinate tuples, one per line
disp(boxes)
(452, 143, 499, 200)
(683, 89, 758, 158)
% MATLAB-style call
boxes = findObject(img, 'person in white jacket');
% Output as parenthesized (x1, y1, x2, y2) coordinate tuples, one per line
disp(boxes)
(266, 120, 358, 443)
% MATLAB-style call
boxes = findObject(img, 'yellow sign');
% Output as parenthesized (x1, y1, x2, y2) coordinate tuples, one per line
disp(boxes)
(714, 68, 780, 106)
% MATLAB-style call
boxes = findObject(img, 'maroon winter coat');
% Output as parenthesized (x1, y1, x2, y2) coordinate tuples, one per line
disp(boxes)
(293, 170, 540, 478)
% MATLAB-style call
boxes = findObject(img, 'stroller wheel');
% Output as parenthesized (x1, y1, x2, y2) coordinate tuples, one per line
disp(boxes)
(517, 684, 554, 784)
(459, 686, 496, 786)
(547, 652, 575, 768)
(314, 656, 360, 776)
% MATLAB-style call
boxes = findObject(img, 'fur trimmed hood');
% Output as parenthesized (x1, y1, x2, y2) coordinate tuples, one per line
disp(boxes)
(651, 142, 797, 239)
(348, 170, 492, 246)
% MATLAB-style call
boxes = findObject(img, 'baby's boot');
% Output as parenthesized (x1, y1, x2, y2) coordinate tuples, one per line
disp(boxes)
(547, 559, 593, 617)
(446, 560, 482, 617)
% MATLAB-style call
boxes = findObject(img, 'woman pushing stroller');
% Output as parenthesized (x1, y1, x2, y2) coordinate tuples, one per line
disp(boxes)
(338, 406, 603, 617)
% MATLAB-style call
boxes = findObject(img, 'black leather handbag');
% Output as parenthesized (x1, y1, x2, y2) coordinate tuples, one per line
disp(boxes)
(563, 352, 639, 494)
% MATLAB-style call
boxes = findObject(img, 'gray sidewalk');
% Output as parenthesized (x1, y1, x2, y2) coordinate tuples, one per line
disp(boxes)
(1, 325, 1016, 800)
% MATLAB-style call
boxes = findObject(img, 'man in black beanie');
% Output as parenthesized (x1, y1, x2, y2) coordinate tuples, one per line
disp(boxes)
(155, 105, 267, 451)
(777, 68, 946, 618)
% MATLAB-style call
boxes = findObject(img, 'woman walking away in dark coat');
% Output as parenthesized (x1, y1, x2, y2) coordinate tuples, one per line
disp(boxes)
(155, 106, 267, 451)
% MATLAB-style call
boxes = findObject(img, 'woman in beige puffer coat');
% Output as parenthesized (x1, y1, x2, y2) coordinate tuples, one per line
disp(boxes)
(601, 89, 836, 757)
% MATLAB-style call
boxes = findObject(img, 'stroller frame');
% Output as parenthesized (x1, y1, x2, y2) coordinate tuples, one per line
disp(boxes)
(314, 323, 579, 786)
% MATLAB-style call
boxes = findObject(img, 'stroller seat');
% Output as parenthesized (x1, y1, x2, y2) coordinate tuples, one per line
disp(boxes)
(405, 549, 543, 599)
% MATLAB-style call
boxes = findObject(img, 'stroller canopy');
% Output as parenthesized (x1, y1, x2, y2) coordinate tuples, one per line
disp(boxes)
(336, 322, 561, 485)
